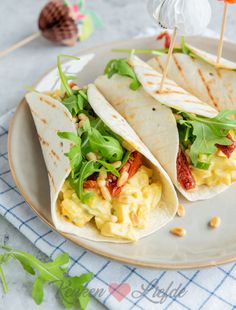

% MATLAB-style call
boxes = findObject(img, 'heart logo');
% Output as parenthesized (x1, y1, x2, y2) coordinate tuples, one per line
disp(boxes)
(108, 283, 131, 302)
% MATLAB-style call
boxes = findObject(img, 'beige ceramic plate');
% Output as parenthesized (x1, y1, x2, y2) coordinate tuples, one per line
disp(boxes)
(8, 36, 236, 269)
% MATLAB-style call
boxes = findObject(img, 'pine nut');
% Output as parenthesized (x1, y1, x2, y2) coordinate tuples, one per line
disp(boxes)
(86, 152, 97, 161)
(170, 227, 186, 237)
(78, 113, 88, 121)
(174, 114, 183, 121)
(100, 186, 112, 201)
(97, 178, 106, 188)
(99, 169, 107, 180)
(209, 216, 221, 229)
(78, 120, 85, 128)
(111, 161, 122, 168)
(72, 117, 78, 123)
(177, 204, 185, 217)
(117, 171, 129, 187)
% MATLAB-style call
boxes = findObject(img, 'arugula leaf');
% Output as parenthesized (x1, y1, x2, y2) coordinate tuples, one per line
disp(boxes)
(97, 160, 120, 177)
(89, 128, 124, 162)
(57, 55, 80, 97)
(0, 245, 93, 309)
(181, 37, 192, 55)
(105, 58, 141, 90)
(189, 121, 231, 165)
(58, 132, 82, 177)
(181, 111, 236, 134)
(78, 161, 101, 201)
(62, 95, 80, 117)
(176, 110, 236, 168)
(120, 150, 132, 169)
(62, 92, 89, 117)
(66, 146, 83, 177)
(91, 119, 124, 144)
(58, 132, 81, 145)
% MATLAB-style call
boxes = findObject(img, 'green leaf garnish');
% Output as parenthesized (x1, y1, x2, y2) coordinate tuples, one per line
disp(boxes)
(196, 161, 211, 170)
(0, 245, 93, 309)
(120, 150, 132, 169)
(77, 161, 101, 201)
(57, 55, 80, 97)
(56, 55, 130, 201)
(97, 160, 120, 177)
(58, 132, 82, 145)
(89, 128, 124, 162)
(177, 110, 236, 168)
(105, 59, 141, 90)
(189, 121, 231, 166)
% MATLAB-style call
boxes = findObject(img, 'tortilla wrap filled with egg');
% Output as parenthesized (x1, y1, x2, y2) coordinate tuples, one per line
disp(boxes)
(25, 84, 178, 243)
(95, 55, 236, 201)
(148, 41, 236, 111)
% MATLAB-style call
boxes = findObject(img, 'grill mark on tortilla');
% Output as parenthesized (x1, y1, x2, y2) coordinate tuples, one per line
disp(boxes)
(172, 54, 194, 94)
(48, 171, 56, 192)
(31, 110, 48, 125)
(51, 149, 60, 161)
(182, 99, 203, 104)
(128, 113, 136, 120)
(38, 134, 49, 147)
(197, 68, 219, 109)
(40, 96, 57, 108)
(155, 89, 186, 95)
(154, 57, 164, 72)
(225, 85, 234, 105)
(63, 111, 71, 120)
(144, 73, 159, 77)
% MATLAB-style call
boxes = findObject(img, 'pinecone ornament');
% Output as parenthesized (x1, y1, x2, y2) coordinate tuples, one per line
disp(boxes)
(38, 0, 78, 46)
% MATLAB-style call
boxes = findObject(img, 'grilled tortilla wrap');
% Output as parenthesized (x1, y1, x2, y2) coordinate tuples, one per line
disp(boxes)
(25, 84, 178, 242)
(95, 55, 236, 201)
(148, 42, 236, 111)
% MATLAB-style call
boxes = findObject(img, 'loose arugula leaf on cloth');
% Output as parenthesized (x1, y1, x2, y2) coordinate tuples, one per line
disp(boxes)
(177, 110, 236, 167)
(105, 58, 141, 90)
(0, 245, 93, 309)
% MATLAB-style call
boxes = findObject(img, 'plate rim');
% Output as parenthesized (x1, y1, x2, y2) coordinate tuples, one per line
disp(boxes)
(8, 35, 236, 269)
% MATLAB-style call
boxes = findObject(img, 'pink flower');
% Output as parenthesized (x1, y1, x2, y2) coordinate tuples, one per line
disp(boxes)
(69, 4, 85, 21)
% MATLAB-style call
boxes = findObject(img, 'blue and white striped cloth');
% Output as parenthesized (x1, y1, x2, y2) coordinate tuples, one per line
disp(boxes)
(1, 110, 236, 310)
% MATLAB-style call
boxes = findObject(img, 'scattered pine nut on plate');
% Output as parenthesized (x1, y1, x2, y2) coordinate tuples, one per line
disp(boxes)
(170, 227, 186, 237)
(177, 204, 185, 217)
(209, 216, 221, 229)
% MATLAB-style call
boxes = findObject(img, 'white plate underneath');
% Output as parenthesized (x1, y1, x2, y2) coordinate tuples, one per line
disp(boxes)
(8, 35, 236, 269)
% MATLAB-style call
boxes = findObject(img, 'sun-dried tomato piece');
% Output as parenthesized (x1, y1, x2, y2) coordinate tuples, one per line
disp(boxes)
(177, 147, 196, 190)
(83, 180, 97, 189)
(106, 151, 143, 197)
(216, 133, 236, 158)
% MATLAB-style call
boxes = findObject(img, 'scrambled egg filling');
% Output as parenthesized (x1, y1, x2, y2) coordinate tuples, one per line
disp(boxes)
(58, 166, 162, 241)
(190, 150, 236, 187)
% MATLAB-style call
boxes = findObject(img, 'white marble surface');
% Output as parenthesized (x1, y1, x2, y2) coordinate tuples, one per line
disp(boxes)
(0, 0, 236, 309)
